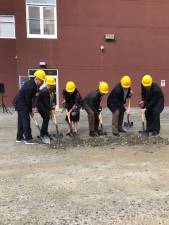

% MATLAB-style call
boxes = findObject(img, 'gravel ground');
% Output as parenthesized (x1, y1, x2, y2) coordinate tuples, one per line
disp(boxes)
(0, 107, 169, 225)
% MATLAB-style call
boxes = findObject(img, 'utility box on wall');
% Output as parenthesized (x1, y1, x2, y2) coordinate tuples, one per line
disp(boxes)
(104, 34, 116, 41)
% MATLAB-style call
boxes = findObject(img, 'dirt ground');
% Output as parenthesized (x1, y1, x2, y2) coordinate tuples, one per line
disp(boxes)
(1, 108, 169, 225)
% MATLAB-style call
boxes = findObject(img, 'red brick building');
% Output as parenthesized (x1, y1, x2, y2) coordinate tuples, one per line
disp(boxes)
(0, 0, 168, 107)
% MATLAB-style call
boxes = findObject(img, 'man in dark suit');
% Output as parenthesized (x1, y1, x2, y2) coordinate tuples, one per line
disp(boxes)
(140, 74, 164, 136)
(107, 75, 132, 137)
(13, 69, 46, 144)
(36, 76, 56, 138)
(83, 82, 109, 137)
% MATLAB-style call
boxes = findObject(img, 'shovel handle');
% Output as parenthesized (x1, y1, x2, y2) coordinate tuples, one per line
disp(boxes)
(128, 98, 131, 111)
(66, 109, 74, 133)
(51, 110, 61, 136)
(141, 110, 145, 122)
(51, 110, 57, 125)
(126, 99, 131, 120)
(141, 110, 146, 131)
(31, 116, 41, 132)
(99, 111, 103, 125)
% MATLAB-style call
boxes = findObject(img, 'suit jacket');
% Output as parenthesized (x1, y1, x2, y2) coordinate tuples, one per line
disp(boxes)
(107, 83, 131, 113)
(82, 90, 103, 113)
(13, 79, 37, 112)
(36, 87, 51, 115)
(141, 82, 164, 113)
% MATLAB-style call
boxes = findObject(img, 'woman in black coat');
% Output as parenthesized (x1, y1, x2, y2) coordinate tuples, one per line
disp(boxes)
(62, 81, 81, 135)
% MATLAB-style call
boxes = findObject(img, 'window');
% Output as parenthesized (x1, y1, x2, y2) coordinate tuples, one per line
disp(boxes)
(26, 0, 57, 38)
(0, 16, 16, 39)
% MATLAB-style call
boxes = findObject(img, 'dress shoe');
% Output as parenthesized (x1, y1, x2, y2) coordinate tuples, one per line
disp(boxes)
(151, 131, 159, 136)
(113, 133, 120, 137)
(118, 129, 127, 133)
(89, 131, 96, 137)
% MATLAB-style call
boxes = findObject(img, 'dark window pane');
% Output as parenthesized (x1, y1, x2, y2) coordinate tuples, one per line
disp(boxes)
(29, 19, 40, 34)
(29, 6, 40, 20)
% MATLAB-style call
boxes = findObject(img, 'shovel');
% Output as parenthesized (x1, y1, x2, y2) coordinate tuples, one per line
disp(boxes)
(123, 99, 133, 129)
(51, 110, 63, 139)
(66, 110, 75, 137)
(139, 110, 149, 137)
(31, 116, 51, 144)
(124, 113, 133, 129)
(98, 112, 107, 136)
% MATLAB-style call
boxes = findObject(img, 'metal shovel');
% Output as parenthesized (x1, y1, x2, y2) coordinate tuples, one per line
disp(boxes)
(123, 113, 133, 129)
(51, 110, 63, 139)
(123, 99, 133, 129)
(98, 112, 107, 136)
(66, 110, 75, 137)
(139, 110, 149, 137)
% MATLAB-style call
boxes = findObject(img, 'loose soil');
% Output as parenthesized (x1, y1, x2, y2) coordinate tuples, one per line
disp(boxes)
(0, 108, 169, 225)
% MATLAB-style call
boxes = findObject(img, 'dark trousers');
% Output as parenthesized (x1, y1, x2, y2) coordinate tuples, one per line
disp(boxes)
(145, 110, 160, 133)
(39, 111, 50, 136)
(112, 110, 124, 134)
(17, 110, 32, 140)
(84, 105, 99, 133)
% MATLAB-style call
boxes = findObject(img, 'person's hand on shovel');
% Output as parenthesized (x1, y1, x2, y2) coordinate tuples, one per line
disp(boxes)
(141, 108, 146, 114)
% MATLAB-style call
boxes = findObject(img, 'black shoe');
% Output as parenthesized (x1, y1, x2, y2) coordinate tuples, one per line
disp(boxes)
(16, 138, 25, 143)
(151, 131, 159, 136)
(89, 131, 96, 137)
(45, 133, 51, 138)
(66, 131, 74, 137)
(113, 133, 120, 137)
(118, 129, 127, 133)
(66, 131, 72, 136)
(73, 131, 78, 136)
(24, 139, 39, 145)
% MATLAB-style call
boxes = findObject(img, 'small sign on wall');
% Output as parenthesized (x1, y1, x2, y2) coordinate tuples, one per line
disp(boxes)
(161, 80, 166, 87)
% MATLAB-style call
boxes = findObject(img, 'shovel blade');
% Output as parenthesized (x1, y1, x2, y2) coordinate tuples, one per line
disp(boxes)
(124, 121, 133, 129)
(42, 137, 51, 144)
(53, 133, 63, 139)
(138, 130, 149, 137)
(37, 136, 51, 144)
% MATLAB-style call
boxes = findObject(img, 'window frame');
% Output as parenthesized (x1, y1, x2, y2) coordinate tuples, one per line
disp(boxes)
(26, 0, 57, 39)
(0, 15, 16, 39)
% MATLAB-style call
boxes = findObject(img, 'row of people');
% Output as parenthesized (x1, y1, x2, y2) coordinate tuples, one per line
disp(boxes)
(13, 69, 164, 144)
(63, 75, 164, 137)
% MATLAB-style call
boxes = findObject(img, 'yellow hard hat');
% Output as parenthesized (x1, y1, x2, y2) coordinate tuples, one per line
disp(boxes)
(120, 75, 131, 88)
(99, 81, 109, 94)
(34, 69, 46, 81)
(142, 74, 153, 87)
(45, 76, 56, 86)
(66, 81, 76, 92)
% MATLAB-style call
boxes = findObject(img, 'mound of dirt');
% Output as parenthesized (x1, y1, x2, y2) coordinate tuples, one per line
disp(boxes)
(50, 133, 169, 150)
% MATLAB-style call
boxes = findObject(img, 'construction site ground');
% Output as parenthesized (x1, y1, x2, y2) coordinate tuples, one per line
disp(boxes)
(1, 107, 169, 225)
